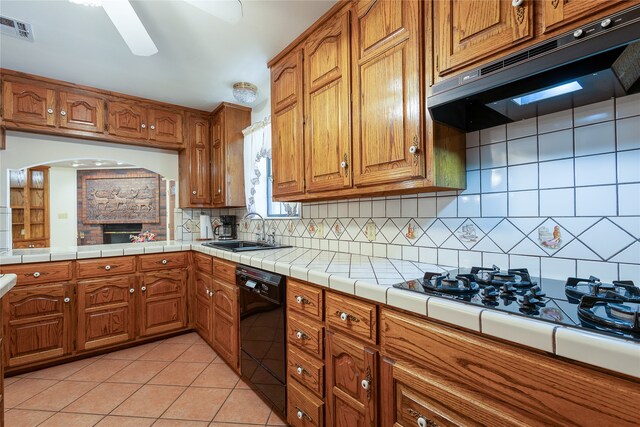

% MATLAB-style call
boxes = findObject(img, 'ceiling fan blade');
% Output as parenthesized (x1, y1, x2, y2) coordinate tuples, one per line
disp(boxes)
(182, 0, 243, 24)
(102, 0, 158, 56)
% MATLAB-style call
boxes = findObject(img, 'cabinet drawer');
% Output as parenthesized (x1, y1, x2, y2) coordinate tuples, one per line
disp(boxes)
(212, 257, 236, 283)
(2, 261, 72, 285)
(287, 379, 324, 427)
(193, 252, 213, 274)
(325, 292, 377, 344)
(139, 252, 187, 271)
(76, 256, 136, 279)
(287, 313, 323, 359)
(288, 279, 323, 321)
(287, 346, 324, 398)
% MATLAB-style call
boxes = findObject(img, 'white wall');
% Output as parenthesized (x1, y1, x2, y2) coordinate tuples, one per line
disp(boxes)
(48, 167, 78, 248)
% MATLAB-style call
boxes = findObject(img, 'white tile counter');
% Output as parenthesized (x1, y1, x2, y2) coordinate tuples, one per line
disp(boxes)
(0, 273, 17, 299)
(1, 241, 638, 379)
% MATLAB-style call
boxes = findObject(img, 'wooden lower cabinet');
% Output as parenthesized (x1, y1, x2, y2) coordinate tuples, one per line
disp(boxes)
(211, 279, 239, 369)
(325, 331, 377, 427)
(3, 282, 73, 368)
(139, 269, 188, 337)
(193, 271, 214, 344)
(288, 378, 324, 427)
(76, 275, 136, 351)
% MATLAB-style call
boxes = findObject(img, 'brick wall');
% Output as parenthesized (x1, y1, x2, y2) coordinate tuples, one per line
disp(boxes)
(77, 168, 166, 245)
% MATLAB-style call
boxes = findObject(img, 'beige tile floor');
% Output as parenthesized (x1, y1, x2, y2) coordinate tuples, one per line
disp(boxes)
(4, 332, 287, 427)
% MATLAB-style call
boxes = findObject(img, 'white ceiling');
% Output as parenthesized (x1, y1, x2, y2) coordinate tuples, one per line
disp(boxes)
(0, 0, 336, 111)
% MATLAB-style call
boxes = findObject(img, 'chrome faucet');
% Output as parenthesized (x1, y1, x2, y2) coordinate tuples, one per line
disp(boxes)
(243, 212, 266, 242)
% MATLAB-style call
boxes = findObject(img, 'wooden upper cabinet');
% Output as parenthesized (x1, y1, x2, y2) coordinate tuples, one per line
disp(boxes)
(3, 283, 73, 367)
(271, 47, 305, 197)
(211, 113, 224, 206)
(2, 79, 56, 126)
(107, 100, 148, 140)
(188, 115, 211, 205)
(76, 276, 136, 351)
(148, 108, 184, 144)
(541, 0, 626, 34)
(434, 0, 533, 78)
(351, 0, 424, 187)
(58, 90, 105, 133)
(304, 7, 352, 193)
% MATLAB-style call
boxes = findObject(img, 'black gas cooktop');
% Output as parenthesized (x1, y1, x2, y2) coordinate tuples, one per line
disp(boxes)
(393, 266, 640, 342)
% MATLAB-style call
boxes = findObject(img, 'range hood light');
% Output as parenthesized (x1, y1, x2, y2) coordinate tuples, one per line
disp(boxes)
(512, 81, 583, 106)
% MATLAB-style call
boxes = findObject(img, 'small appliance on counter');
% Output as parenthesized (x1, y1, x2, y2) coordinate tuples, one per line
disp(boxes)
(393, 266, 640, 341)
(214, 215, 237, 240)
(199, 214, 214, 240)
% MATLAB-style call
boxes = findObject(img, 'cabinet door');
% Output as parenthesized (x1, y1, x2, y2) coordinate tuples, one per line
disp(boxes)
(326, 332, 377, 427)
(2, 80, 56, 126)
(211, 112, 225, 206)
(541, 0, 626, 34)
(271, 47, 305, 197)
(193, 271, 213, 344)
(148, 108, 184, 145)
(139, 269, 187, 337)
(434, 0, 533, 78)
(107, 101, 148, 139)
(351, 0, 424, 187)
(58, 90, 105, 133)
(212, 280, 238, 369)
(188, 115, 212, 205)
(304, 8, 352, 192)
(3, 283, 72, 367)
(77, 275, 136, 351)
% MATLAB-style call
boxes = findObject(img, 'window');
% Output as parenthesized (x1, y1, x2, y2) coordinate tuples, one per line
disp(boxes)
(243, 118, 300, 219)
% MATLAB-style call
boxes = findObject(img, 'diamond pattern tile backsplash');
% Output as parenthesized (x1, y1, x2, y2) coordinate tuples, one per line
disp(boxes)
(179, 94, 640, 284)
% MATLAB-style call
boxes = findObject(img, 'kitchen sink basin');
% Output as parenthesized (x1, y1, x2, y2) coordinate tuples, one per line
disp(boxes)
(202, 240, 292, 252)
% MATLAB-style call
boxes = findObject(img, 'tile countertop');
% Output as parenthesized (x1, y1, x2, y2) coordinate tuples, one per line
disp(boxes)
(0, 273, 17, 299)
(0, 241, 638, 379)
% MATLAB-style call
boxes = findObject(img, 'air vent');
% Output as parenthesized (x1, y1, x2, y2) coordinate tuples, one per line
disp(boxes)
(0, 15, 34, 42)
(480, 40, 558, 76)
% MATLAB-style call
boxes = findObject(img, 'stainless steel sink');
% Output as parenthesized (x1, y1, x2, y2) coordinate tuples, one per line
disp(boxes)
(201, 240, 292, 252)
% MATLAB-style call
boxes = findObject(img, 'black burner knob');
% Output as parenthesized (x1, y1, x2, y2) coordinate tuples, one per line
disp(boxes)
(519, 291, 540, 306)
(530, 285, 546, 298)
(482, 285, 499, 300)
(500, 283, 517, 296)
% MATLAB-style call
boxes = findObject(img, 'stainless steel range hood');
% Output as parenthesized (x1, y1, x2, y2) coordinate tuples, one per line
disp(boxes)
(428, 6, 640, 132)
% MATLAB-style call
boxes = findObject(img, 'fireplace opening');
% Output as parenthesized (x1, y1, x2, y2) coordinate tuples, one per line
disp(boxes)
(103, 223, 142, 244)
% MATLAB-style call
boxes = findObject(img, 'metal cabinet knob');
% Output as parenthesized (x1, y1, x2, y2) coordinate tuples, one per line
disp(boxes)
(141, 286, 147, 292)
(218, 188, 222, 193)
(150, 124, 156, 130)
(161, 259, 168, 265)
(340, 161, 347, 168)
(47, 108, 54, 114)
(141, 123, 147, 129)
(417, 417, 428, 427)
(60, 110, 67, 116)
(33, 272, 41, 278)
(601, 18, 612, 28)
(511, 0, 523, 6)
(130, 288, 135, 294)
(573, 28, 584, 38)
(296, 366, 304, 375)
(361, 379, 370, 390)
(340, 312, 349, 322)
(297, 410, 304, 420)
(192, 190, 197, 195)
(105, 265, 111, 271)
(409, 145, 418, 154)
(64, 297, 70, 303)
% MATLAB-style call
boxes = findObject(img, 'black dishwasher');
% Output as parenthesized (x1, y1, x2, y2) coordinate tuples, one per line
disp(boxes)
(236, 264, 286, 414)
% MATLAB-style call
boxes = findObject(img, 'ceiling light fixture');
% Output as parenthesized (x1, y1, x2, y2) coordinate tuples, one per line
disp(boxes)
(69, 0, 103, 7)
(232, 82, 257, 104)
(94, 162, 103, 166)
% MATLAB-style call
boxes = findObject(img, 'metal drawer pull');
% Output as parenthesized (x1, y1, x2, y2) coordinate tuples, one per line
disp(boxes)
(161, 259, 168, 265)
(295, 295, 309, 305)
(336, 311, 359, 323)
(64, 297, 70, 303)
(104, 265, 111, 271)
(408, 409, 438, 427)
(130, 288, 135, 294)
(295, 330, 309, 340)
(296, 407, 312, 422)
(32, 272, 41, 278)
(296, 365, 307, 376)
